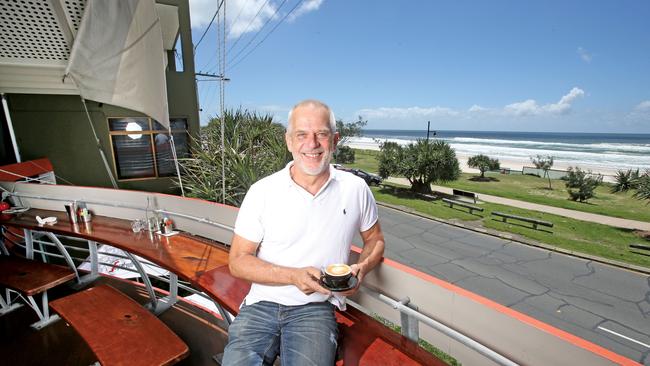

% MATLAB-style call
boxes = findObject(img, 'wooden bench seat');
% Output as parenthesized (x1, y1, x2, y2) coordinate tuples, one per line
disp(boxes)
(492, 211, 553, 230)
(49, 284, 189, 366)
(452, 188, 478, 203)
(198, 265, 446, 365)
(442, 198, 484, 214)
(0, 255, 75, 328)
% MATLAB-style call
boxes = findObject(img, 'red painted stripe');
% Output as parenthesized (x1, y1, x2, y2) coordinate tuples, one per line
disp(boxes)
(351, 246, 641, 365)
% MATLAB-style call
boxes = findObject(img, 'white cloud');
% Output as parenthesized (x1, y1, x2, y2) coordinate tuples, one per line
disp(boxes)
(634, 100, 650, 112)
(288, 0, 324, 22)
(226, 0, 277, 39)
(503, 87, 584, 116)
(544, 87, 585, 114)
(356, 88, 585, 121)
(356, 106, 459, 120)
(189, 0, 220, 29)
(503, 99, 539, 116)
(468, 105, 488, 113)
(577, 47, 592, 63)
(189, 0, 322, 38)
(628, 100, 650, 120)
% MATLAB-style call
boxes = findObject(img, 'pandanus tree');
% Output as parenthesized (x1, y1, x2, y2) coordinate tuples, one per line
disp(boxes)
(531, 155, 555, 189)
(177, 109, 291, 207)
(467, 154, 500, 179)
(378, 139, 460, 194)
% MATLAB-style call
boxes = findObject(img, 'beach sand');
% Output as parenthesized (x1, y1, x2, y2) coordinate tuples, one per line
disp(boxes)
(345, 140, 619, 182)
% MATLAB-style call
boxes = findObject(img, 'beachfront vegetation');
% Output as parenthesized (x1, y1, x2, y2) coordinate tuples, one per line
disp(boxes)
(633, 174, 650, 202)
(611, 169, 641, 193)
(563, 167, 603, 202)
(335, 146, 355, 164)
(611, 169, 650, 204)
(467, 154, 500, 179)
(346, 149, 650, 222)
(372, 183, 649, 268)
(530, 155, 555, 189)
(377, 140, 460, 194)
(334, 116, 367, 163)
(178, 109, 290, 206)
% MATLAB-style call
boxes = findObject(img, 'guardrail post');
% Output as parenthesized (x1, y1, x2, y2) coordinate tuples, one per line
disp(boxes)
(398, 297, 419, 342)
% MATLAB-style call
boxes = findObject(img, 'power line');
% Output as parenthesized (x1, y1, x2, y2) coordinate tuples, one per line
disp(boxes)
(204, 0, 260, 74)
(193, 0, 225, 53)
(225, 0, 251, 39)
(228, 0, 304, 71)
(225, 0, 282, 66)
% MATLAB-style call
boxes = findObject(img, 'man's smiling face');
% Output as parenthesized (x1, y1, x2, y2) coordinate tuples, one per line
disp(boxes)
(286, 105, 339, 177)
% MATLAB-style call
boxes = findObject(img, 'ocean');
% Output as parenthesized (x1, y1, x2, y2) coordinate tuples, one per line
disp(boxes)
(348, 130, 650, 176)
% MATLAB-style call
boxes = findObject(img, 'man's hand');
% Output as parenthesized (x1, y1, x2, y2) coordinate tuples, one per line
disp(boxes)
(337, 221, 385, 297)
(292, 267, 331, 295)
(337, 263, 363, 297)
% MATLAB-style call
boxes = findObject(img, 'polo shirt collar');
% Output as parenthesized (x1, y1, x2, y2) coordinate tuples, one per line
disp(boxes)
(284, 161, 338, 197)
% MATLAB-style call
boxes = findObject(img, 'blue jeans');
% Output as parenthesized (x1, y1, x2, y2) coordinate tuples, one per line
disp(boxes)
(222, 301, 338, 366)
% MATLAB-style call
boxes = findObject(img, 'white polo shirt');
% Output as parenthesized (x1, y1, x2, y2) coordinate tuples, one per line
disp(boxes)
(234, 162, 378, 309)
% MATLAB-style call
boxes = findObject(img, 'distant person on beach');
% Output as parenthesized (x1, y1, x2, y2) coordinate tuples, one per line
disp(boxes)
(222, 99, 385, 365)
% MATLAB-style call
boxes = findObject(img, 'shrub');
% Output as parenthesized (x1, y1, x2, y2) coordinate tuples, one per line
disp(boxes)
(530, 155, 555, 189)
(378, 139, 460, 194)
(467, 154, 500, 179)
(611, 169, 640, 193)
(177, 109, 291, 206)
(563, 167, 602, 202)
(335, 146, 355, 164)
(633, 173, 650, 202)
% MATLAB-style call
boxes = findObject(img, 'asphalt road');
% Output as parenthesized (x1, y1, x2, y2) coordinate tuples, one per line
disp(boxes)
(361, 205, 650, 365)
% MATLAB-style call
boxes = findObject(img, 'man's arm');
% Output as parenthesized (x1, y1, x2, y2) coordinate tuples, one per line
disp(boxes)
(228, 233, 330, 295)
(354, 221, 385, 281)
(341, 221, 385, 296)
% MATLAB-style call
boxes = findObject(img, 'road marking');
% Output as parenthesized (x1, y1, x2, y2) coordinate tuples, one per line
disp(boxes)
(597, 326, 650, 349)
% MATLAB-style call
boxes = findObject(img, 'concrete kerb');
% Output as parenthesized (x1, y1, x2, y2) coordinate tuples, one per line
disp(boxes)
(376, 201, 650, 276)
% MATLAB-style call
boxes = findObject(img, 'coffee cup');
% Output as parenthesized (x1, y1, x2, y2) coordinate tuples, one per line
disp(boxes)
(322, 263, 352, 288)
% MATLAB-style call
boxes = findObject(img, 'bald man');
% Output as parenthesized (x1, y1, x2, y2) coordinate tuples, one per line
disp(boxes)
(223, 100, 385, 366)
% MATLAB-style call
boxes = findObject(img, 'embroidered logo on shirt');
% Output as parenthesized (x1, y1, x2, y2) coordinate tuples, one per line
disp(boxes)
(343, 209, 346, 215)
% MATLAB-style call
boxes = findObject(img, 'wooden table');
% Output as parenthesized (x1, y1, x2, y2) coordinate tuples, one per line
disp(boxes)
(0, 209, 235, 313)
(1, 209, 446, 365)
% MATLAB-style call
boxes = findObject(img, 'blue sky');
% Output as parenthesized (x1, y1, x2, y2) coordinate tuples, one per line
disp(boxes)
(188, 0, 650, 133)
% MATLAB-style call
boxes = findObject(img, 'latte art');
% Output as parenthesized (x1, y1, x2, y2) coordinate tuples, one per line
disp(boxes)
(326, 264, 351, 277)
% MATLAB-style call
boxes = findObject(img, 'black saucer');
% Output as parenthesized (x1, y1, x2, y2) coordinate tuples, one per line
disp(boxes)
(320, 276, 358, 292)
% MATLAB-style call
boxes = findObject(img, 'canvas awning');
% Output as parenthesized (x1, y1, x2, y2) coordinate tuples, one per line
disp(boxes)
(0, 0, 179, 128)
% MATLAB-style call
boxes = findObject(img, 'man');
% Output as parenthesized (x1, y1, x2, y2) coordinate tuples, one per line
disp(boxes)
(222, 100, 385, 366)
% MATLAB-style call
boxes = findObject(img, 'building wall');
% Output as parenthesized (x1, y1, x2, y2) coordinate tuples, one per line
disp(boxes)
(4, 0, 199, 195)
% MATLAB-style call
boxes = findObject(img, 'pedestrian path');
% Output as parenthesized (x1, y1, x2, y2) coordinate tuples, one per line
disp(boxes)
(385, 177, 650, 231)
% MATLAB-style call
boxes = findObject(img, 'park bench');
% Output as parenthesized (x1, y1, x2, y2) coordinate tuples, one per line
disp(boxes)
(492, 211, 553, 230)
(442, 198, 484, 214)
(0, 255, 76, 329)
(452, 189, 478, 203)
(629, 243, 650, 252)
(199, 265, 446, 366)
(50, 284, 189, 366)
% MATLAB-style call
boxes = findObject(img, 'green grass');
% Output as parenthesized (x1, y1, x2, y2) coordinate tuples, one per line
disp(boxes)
(442, 172, 650, 223)
(373, 315, 461, 366)
(344, 149, 381, 172)
(372, 184, 650, 269)
(345, 148, 650, 223)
